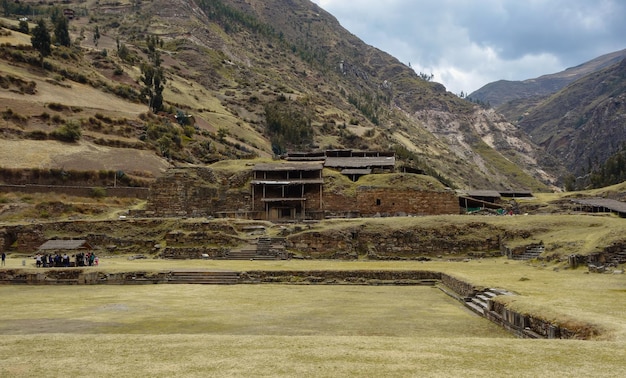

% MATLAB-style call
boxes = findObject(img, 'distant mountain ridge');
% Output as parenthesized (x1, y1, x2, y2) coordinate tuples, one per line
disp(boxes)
(469, 48, 626, 108)
(516, 58, 626, 179)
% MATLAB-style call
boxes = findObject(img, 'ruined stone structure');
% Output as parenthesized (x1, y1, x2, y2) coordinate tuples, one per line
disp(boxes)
(145, 167, 252, 218)
(251, 162, 324, 220)
(146, 160, 459, 220)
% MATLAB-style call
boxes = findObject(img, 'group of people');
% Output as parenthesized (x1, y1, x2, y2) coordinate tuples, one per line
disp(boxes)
(34, 252, 98, 268)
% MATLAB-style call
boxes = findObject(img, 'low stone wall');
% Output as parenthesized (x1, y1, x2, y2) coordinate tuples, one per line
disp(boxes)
(0, 269, 169, 285)
(286, 224, 502, 259)
(165, 230, 243, 247)
(239, 270, 442, 284)
(440, 273, 480, 298)
(158, 247, 227, 259)
(488, 301, 599, 340)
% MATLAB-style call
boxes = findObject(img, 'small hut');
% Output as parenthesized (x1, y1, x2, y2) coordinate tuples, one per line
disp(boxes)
(37, 240, 93, 267)
(38, 240, 93, 253)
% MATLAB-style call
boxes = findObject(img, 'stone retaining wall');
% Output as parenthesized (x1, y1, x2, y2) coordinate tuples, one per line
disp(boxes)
(440, 273, 480, 297)
(158, 247, 227, 259)
(355, 188, 458, 216)
(488, 301, 599, 340)
(286, 225, 503, 259)
(239, 270, 442, 284)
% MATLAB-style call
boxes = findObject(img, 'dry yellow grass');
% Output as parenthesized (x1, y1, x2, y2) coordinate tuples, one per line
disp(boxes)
(0, 258, 625, 377)
(0, 139, 170, 176)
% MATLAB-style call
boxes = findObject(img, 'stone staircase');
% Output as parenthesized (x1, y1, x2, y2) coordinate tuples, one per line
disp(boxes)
(511, 244, 545, 260)
(168, 270, 239, 284)
(463, 288, 511, 316)
(221, 237, 288, 260)
(464, 289, 494, 315)
(461, 287, 544, 338)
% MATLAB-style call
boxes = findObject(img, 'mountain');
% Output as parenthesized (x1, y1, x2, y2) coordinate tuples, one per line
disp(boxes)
(468, 48, 626, 109)
(516, 58, 626, 180)
(0, 0, 562, 191)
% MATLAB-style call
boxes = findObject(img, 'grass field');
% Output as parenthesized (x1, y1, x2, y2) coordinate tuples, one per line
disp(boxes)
(1, 257, 625, 377)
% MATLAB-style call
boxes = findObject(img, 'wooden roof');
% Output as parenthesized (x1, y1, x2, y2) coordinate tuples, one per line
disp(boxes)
(572, 198, 626, 215)
(466, 190, 502, 198)
(253, 163, 323, 172)
(38, 240, 92, 251)
(324, 156, 395, 168)
(499, 190, 533, 198)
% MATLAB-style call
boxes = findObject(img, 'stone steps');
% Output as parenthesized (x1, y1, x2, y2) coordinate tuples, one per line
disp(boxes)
(168, 270, 239, 284)
(464, 288, 513, 315)
(220, 237, 288, 260)
(511, 246, 545, 260)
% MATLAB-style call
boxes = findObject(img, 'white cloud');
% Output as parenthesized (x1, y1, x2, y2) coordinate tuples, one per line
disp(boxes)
(312, 0, 626, 94)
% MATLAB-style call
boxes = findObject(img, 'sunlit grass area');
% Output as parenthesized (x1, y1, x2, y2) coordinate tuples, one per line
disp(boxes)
(0, 285, 510, 337)
(1, 257, 626, 377)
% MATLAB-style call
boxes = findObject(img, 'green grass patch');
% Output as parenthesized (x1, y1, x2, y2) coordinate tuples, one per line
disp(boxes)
(472, 139, 549, 191)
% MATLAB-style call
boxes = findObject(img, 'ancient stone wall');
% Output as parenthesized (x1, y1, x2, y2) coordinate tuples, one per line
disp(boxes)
(286, 224, 502, 259)
(288, 230, 357, 259)
(146, 167, 252, 217)
(147, 167, 460, 219)
(158, 247, 227, 259)
(146, 169, 215, 217)
(355, 188, 459, 216)
(323, 192, 358, 216)
(239, 270, 441, 284)
(488, 301, 599, 339)
(165, 230, 243, 247)
(440, 273, 479, 297)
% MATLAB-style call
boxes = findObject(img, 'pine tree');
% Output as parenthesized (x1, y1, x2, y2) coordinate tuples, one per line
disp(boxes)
(93, 25, 100, 47)
(54, 15, 71, 47)
(31, 19, 51, 67)
(140, 35, 166, 112)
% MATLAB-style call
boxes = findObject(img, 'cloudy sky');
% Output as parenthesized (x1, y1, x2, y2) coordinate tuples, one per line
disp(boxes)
(311, 0, 626, 95)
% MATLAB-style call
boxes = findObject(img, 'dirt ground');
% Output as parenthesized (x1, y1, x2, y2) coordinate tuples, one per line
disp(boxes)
(0, 139, 170, 176)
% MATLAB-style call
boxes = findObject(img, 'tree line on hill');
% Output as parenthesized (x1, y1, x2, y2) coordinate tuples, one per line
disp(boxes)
(563, 144, 626, 190)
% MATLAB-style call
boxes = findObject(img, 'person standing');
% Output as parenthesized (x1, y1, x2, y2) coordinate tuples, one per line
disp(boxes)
(1, 251, 5, 266)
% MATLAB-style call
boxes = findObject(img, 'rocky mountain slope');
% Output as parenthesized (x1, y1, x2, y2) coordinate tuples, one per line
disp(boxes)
(0, 0, 564, 190)
(516, 58, 626, 180)
(469, 48, 626, 109)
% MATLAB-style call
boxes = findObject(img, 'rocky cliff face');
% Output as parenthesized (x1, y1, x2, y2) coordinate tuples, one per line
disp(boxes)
(517, 59, 626, 176)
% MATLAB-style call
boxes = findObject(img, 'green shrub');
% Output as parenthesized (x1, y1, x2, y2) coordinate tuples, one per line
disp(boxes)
(51, 121, 81, 142)
(91, 187, 107, 198)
